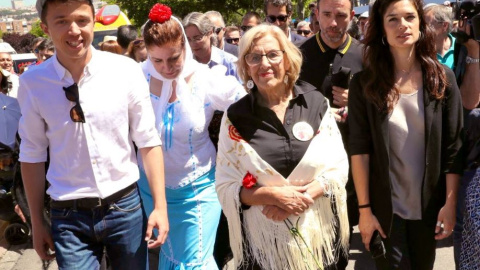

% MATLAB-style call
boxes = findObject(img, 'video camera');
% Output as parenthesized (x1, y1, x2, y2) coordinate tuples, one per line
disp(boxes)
(451, 0, 480, 42)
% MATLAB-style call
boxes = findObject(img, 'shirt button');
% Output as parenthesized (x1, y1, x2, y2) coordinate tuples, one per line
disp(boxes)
(92, 160, 97, 165)
(287, 120, 291, 125)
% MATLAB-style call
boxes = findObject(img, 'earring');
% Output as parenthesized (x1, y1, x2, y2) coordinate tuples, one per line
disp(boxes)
(246, 79, 254, 90)
(382, 36, 388, 46)
(284, 76, 288, 84)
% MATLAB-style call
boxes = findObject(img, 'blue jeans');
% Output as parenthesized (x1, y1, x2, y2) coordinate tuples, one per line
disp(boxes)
(50, 187, 148, 270)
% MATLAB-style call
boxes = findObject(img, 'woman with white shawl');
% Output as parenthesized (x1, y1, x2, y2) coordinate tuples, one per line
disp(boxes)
(136, 4, 245, 270)
(216, 25, 350, 270)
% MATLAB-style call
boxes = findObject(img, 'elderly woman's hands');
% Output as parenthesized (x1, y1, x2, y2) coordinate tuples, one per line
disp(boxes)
(262, 205, 291, 221)
(269, 186, 314, 216)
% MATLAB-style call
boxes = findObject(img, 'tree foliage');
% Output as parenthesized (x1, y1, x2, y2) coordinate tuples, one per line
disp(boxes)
(109, 0, 263, 27)
(29, 20, 47, 38)
(2, 33, 36, 53)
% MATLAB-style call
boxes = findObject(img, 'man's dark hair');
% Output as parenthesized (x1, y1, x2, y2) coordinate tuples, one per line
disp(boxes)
(41, 0, 95, 23)
(31, 37, 46, 51)
(316, 0, 354, 12)
(37, 38, 54, 51)
(242, 11, 262, 25)
(264, 0, 293, 15)
(117, 25, 138, 50)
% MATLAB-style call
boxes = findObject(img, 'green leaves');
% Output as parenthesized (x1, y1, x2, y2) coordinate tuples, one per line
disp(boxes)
(109, 0, 263, 27)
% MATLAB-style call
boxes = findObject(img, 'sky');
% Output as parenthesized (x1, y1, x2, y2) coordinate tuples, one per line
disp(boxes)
(0, 0, 36, 9)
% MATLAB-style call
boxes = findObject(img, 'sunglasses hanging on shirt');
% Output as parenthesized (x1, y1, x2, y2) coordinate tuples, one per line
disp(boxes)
(63, 83, 86, 123)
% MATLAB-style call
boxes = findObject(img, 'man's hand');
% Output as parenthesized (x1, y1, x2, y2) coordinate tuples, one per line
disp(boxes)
(32, 221, 55, 260)
(145, 207, 169, 249)
(332, 86, 349, 107)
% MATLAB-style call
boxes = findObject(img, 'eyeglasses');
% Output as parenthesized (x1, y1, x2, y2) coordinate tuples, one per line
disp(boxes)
(225, 38, 240, 44)
(214, 27, 224, 35)
(266, 15, 289, 23)
(244, 50, 285, 66)
(187, 33, 207, 43)
(297, 29, 311, 36)
(240, 25, 253, 32)
(63, 83, 86, 123)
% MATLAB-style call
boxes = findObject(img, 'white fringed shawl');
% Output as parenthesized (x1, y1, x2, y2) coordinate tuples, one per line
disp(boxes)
(215, 105, 350, 270)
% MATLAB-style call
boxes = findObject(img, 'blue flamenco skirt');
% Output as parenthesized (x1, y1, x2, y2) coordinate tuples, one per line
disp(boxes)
(138, 167, 221, 270)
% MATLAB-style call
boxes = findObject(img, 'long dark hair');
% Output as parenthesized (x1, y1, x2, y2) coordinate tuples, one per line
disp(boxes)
(362, 0, 446, 113)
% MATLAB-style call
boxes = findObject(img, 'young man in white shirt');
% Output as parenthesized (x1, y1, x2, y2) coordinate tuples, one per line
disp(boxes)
(18, 1, 168, 269)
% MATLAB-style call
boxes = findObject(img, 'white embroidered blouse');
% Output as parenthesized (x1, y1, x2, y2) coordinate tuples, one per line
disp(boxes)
(141, 63, 245, 189)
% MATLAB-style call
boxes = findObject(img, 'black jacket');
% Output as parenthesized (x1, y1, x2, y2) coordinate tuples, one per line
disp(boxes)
(348, 66, 464, 233)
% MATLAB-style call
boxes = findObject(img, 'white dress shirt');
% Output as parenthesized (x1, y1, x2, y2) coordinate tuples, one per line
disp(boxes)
(18, 48, 161, 200)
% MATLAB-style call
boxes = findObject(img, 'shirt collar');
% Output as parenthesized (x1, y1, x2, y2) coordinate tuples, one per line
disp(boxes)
(247, 82, 312, 113)
(52, 46, 99, 81)
(316, 32, 352, 54)
(208, 46, 223, 67)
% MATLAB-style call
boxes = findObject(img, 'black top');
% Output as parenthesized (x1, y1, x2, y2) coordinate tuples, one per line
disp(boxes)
(298, 33, 363, 108)
(227, 81, 328, 178)
(348, 66, 464, 233)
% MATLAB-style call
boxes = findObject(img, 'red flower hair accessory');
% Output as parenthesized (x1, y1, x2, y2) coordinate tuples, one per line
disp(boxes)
(148, 3, 172, 24)
(242, 172, 257, 189)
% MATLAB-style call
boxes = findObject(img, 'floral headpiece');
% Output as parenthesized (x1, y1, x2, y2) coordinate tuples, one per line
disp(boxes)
(148, 3, 172, 24)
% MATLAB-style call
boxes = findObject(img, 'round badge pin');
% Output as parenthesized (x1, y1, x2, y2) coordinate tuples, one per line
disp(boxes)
(292, 121, 314, 141)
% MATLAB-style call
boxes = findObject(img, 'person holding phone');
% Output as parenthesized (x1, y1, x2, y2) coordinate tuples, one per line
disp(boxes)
(348, 0, 463, 269)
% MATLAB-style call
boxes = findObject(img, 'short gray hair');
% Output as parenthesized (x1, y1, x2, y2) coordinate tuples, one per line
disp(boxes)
(205, 10, 225, 27)
(424, 4, 453, 33)
(264, 0, 293, 15)
(183, 12, 217, 46)
(296, 21, 309, 29)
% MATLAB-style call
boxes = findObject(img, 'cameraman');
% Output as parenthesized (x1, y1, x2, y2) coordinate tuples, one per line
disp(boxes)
(425, 4, 480, 269)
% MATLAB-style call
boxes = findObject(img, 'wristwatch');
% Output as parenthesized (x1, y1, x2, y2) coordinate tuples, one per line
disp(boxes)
(466, 56, 480, 64)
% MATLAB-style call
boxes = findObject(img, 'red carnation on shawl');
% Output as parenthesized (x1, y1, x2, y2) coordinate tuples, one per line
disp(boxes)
(148, 3, 172, 24)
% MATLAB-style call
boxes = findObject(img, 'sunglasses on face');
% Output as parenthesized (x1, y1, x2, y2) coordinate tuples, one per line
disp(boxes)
(266, 15, 289, 23)
(297, 29, 311, 35)
(225, 38, 240, 44)
(240, 25, 253, 32)
(132, 39, 144, 46)
(214, 27, 224, 35)
(63, 83, 86, 123)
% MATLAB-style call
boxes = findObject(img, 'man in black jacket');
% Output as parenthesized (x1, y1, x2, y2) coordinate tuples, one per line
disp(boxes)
(298, 0, 362, 268)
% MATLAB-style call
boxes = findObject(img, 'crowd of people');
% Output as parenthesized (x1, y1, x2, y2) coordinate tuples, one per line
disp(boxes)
(0, 0, 479, 269)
